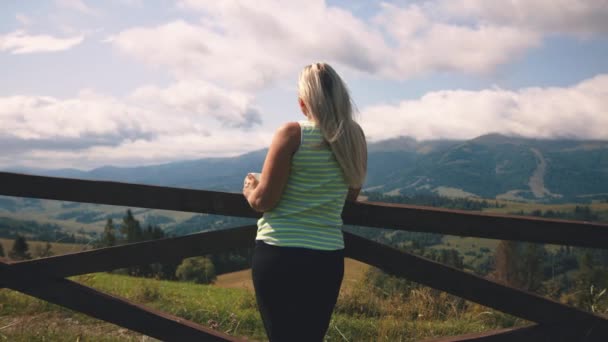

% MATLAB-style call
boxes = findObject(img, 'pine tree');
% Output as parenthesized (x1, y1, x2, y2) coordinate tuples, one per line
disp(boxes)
(9, 235, 31, 261)
(102, 218, 117, 247)
(519, 243, 544, 292)
(121, 209, 143, 243)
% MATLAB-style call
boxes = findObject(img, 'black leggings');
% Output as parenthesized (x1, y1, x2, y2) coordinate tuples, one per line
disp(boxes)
(251, 240, 344, 342)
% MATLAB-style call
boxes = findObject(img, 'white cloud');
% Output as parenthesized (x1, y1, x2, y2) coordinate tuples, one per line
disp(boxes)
(109, 3, 390, 89)
(131, 80, 262, 129)
(438, 0, 608, 36)
(0, 91, 161, 141)
(0, 82, 266, 169)
(17, 131, 270, 169)
(0, 81, 259, 142)
(373, 3, 540, 76)
(0, 30, 84, 54)
(360, 74, 608, 141)
(107, 1, 547, 88)
(55, 0, 98, 15)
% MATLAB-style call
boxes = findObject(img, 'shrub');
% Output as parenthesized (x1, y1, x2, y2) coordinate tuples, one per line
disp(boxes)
(176, 256, 217, 284)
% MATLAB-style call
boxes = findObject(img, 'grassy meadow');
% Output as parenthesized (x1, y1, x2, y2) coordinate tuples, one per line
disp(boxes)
(0, 259, 525, 341)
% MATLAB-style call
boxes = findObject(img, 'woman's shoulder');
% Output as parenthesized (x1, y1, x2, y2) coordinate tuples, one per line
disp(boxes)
(276, 121, 301, 136)
(271, 122, 302, 153)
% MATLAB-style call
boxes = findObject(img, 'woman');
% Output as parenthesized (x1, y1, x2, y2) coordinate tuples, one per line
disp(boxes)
(242, 62, 367, 342)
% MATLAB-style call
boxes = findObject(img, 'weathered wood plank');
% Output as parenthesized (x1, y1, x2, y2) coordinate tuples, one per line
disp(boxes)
(343, 232, 608, 338)
(0, 225, 257, 289)
(1, 171, 607, 248)
(0, 171, 259, 218)
(343, 200, 608, 249)
(0, 262, 241, 342)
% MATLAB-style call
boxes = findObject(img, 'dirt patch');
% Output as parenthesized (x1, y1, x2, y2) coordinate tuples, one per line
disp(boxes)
(527, 148, 562, 199)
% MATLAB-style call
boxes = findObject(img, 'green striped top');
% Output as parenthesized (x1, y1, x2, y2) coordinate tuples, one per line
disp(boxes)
(256, 120, 348, 250)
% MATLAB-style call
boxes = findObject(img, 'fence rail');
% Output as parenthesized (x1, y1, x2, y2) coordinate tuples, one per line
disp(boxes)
(1, 171, 607, 341)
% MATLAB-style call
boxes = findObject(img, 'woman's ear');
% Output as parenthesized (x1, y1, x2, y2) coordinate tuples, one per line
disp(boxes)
(298, 98, 307, 115)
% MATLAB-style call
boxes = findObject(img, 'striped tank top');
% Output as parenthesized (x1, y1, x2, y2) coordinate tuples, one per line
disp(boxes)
(256, 120, 349, 250)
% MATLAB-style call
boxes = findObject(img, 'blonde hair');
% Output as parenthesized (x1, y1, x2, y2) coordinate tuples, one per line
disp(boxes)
(298, 62, 367, 188)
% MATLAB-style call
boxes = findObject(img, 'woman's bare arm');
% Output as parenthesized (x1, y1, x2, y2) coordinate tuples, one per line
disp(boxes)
(243, 122, 301, 212)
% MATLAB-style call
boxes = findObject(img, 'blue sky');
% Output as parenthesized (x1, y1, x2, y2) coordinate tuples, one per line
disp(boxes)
(1, 0, 607, 169)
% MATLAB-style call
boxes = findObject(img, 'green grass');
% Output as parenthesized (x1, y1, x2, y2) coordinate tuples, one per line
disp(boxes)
(1, 272, 526, 341)
(0, 273, 263, 341)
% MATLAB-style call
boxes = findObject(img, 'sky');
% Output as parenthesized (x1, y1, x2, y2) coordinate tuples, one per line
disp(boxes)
(1, 0, 608, 170)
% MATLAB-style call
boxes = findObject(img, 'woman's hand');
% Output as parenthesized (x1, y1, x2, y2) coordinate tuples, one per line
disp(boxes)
(242, 173, 259, 198)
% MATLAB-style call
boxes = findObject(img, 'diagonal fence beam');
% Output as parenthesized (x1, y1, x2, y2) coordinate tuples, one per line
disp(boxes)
(1, 171, 607, 248)
(0, 225, 257, 289)
(0, 262, 240, 342)
(0, 226, 258, 341)
(343, 232, 608, 340)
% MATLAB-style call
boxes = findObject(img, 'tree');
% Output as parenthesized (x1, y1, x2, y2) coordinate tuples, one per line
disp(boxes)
(438, 249, 464, 270)
(33, 241, 54, 258)
(120, 209, 143, 243)
(0, 243, 4, 257)
(143, 224, 164, 241)
(9, 235, 31, 261)
(120, 210, 146, 275)
(176, 257, 216, 284)
(519, 243, 544, 292)
(114, 211, 173, 278)
(102, 218, 117, 247)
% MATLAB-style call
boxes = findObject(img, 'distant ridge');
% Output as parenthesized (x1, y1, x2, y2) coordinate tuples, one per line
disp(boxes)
(3, 135, 607, 203)
(471, 133, 525, 145)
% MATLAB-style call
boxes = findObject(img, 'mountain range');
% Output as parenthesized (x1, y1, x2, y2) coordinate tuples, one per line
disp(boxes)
(5, 134, 608, 203)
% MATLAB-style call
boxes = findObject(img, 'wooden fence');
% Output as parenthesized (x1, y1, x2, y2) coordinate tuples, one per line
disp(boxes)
(0, 171, 607, 341)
